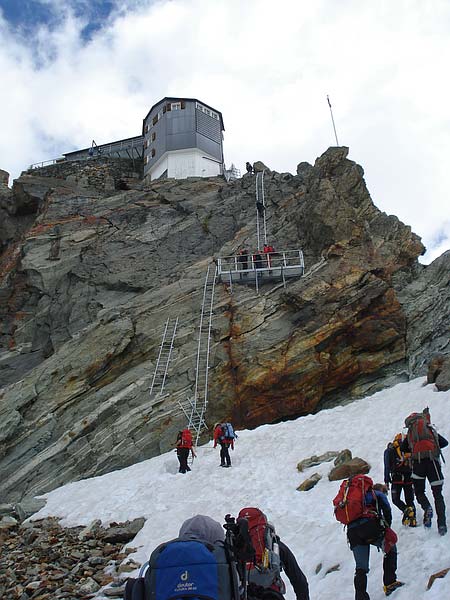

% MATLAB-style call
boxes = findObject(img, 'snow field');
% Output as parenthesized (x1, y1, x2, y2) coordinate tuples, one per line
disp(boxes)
(35, 378, 450, 599)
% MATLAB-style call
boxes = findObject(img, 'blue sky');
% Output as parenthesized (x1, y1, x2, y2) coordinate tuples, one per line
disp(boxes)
(0, 0, 449, 263)
(0, 0, 117, 40)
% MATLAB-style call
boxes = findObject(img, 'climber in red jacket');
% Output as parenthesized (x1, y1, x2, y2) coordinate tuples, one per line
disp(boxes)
(213, 423, 235, 468)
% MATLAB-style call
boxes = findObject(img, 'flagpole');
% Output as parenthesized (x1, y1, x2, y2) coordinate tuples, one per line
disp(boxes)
(327, 95, 339, 146)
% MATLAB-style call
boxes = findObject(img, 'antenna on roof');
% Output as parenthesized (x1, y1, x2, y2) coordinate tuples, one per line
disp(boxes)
(327, 95, 339, 146)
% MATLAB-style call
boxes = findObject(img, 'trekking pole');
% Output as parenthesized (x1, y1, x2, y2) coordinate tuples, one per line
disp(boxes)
(241, 561, 248, 600)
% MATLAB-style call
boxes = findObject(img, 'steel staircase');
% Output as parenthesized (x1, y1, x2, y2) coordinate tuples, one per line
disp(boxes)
(150, 317, 178, 397)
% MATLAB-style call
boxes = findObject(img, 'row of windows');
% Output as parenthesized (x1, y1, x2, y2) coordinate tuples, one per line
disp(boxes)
(195, 102, 219, 120)
(145, 101, 187, 132)
(144, 101, 219, 134)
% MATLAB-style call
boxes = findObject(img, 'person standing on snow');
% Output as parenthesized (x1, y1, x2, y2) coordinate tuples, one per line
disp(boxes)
(401, 409, 448, 535)
(344, 481, 404, 598)
(175, 428, 196, 474)
(384, 433, 417, 526)
(213, 423, 234, 467)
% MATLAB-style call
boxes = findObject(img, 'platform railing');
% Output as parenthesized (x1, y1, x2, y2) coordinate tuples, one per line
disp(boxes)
(29, 158, 65, 169)
(216, 249, 304, 292)
(217, 249, 304, 274)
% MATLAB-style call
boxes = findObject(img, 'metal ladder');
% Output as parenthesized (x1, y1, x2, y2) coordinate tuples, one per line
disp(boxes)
(150, 317, 178, 397)
(179, 264, 217, 446)
(256, 170, 268, 250)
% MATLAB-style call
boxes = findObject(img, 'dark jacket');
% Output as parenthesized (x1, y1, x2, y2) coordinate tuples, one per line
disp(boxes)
(347, 491, 392, 550)
(278, 539, 310, 600)
(384, 443, 412, 483)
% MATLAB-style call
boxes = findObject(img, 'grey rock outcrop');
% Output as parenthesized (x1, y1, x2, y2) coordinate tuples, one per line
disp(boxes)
(297, 451, 339, 472)
(427, 354, 450, 392)
(0, 146, 444, 503)
(398, 250, 450, 376)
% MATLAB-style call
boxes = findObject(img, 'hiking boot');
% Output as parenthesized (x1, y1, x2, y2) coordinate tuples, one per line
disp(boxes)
(384, 581, 404, 596)
(423, 506, 433, 528)
(438, 525, 447, 536)
(402, 506, 416, 527)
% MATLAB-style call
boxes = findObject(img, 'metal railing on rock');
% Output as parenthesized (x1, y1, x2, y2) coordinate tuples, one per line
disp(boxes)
(216, 249, 305, 292)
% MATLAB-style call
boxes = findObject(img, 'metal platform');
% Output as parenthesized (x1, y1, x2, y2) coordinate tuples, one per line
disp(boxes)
(216, 249, 304, 291)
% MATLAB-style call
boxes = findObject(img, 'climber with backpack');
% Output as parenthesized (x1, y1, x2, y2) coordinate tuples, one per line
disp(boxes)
(124, 514, 241, 600)
(228, 507, 310, 600)
(401, 407, 448, 535)
(383, 433, 416, 526)
(175, 428, 196, 473)
(333, 474, 404, 598)
(213, 422, 236, 467)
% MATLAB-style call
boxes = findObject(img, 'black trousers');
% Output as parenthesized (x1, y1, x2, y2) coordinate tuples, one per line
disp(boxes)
(177, 448, 190, 473)
(412, 458, 446, 527)
(347, 520, 397, 599)
(391, 472, 415, 513)
(220, 442, 231, 466)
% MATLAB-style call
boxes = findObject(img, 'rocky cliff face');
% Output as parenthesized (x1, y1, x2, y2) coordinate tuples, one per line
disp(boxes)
(0, 147, 444, 503)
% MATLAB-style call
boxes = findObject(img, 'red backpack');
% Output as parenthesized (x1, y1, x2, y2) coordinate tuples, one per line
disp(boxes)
(237, 507, 285, 593)
(178, 429, 193, 449)
(333, 474, 377, 525)
(405, 411, 439, 461)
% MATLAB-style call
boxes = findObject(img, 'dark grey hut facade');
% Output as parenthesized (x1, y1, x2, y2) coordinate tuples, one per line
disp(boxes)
(142, 97, 224, 180)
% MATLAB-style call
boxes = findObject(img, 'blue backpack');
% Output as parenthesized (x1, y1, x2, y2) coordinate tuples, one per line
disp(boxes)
(124, 538, 240, 600)
(220, 422, 235, 441)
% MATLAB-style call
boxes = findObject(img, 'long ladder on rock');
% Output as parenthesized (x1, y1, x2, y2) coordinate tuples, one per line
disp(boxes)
(150, 317, 178, 397)
(256, 170, 268, 250)
(179, 265, 217, 446)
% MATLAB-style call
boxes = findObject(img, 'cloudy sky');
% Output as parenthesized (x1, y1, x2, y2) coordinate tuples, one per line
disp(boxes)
(1, 0, 449, 262)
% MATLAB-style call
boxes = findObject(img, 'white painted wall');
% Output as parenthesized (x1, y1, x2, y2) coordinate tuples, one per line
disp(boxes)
(149, 149, 221, 180)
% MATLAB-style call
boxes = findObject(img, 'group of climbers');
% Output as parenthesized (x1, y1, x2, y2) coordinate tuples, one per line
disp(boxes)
(384, 407, 448, 535)
(134, 406, 446, 600)
(335, 407, 447, 600)
(175, 421, 236, 473)
(236, 244, 277, 273)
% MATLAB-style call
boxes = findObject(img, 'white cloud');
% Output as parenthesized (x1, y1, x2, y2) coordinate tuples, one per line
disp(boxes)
(0, 0, 449, 263)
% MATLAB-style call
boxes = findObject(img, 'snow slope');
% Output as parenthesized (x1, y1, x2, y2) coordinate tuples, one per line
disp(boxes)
(35, 378, 450, 599)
